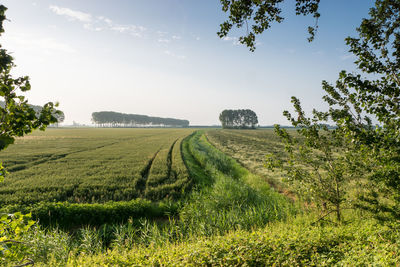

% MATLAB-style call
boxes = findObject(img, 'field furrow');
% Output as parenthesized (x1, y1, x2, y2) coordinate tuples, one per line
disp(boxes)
(145, 138, 190, 200)
(136, 148, 161, 196)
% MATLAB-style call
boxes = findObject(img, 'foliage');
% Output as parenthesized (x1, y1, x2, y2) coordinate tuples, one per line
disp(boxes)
(23, 227, 71, 266)
(91, 111, 189, 127)
(67, 215, 400, 266)
(267, 0, 400, 221)
(328, 0, 400, 220)
(219, 109, 258, 129)
(218, 0, 321, 51)
(0, 100, 64, 127)
(266, 98, 352, 222)
(206, 129, 296, 192)
(209, 128, 351, 222)
(3, 129, 399, 266)
(0, 212, 35, 266)
(0, 4, 61, 265)
(0, 5, 59, 180)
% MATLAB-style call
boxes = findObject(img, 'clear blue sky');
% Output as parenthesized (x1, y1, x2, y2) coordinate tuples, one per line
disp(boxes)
(2, 0, 374, 125)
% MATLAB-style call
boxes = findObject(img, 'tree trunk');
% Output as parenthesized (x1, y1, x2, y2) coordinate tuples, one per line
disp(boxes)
(336, 203, 341, 222)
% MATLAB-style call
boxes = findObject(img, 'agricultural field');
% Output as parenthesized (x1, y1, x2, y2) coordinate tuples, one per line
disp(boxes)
(2, 129, 400, 266)
(0, 128, 193, 206)
(206, 129, 289, 190)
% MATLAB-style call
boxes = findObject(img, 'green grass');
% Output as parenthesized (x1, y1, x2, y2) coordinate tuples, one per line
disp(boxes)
(177, 131, 294, 236)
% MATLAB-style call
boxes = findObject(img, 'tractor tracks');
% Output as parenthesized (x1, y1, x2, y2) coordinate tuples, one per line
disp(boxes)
(166, 139, 179, 181)
(136, 138, 179, 196)
(136, 148, 161, 195)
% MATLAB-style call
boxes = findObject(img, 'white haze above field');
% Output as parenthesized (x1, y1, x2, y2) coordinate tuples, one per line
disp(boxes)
(1, 0, 373, 125)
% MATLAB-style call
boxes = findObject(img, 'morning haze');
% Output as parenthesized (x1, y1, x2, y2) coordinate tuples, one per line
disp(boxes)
(2, 0, 371, 126)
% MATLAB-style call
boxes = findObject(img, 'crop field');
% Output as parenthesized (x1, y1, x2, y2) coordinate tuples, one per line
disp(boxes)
(206, 129, 290, 189)
(2, 128, 400, 266)
(0, 128, 194, 206)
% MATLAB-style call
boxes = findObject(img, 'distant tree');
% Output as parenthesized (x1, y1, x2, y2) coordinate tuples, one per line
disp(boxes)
(218, 0, 321, 51)
(219, 109, 258, 129)
(91, 111, 189, 128)
(54, 110, 65, 124)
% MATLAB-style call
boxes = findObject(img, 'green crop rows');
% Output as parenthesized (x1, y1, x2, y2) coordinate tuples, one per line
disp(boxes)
(0, 128, 194, 206)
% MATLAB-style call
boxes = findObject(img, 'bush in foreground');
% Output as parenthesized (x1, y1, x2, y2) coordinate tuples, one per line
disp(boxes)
(67, 216, 400, 266)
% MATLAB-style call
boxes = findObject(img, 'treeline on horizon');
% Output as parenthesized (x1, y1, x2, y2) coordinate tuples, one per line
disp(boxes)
(91, 111, 190, 127)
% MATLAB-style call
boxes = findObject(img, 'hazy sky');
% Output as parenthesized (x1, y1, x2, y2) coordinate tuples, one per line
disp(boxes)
(2, 0, 374, 125)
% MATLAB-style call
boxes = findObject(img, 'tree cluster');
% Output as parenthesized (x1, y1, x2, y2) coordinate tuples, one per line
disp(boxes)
(91, 111, 189, 127)
(219, 109, 258, 129)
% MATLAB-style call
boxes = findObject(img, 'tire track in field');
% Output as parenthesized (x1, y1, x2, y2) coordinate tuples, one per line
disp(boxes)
(166, 138, 179, 182)
(136, 148, 161, 195)
(144, 138, 178, 188)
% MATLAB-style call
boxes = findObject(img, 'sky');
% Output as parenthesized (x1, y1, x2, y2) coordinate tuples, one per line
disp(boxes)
(1, 0, 375, 126)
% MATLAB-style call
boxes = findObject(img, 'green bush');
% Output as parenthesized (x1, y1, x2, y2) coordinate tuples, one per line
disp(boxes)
(67, 217, 400, 266)
(0, 212, 36, 266)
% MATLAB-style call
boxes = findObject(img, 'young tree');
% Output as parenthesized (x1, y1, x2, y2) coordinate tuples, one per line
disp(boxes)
(327, 0, 400, 220)
(266, 98, 350, 222)
(268, 0, 400, 221)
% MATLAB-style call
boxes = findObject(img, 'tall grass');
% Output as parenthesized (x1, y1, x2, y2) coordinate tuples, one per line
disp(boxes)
(171, 131, 294, 236)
